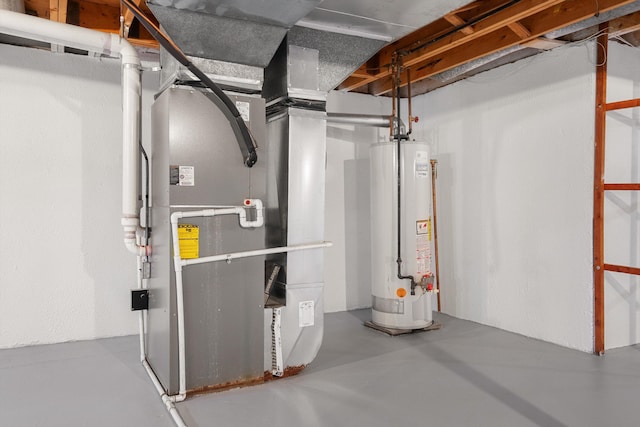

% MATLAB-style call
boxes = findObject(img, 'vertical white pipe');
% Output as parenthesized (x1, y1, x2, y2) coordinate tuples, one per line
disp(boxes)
(121, 62, 145, 256)
(0, 10, 149, 256)
(170, 213, 187, 398)
(137, 256, 146, 362)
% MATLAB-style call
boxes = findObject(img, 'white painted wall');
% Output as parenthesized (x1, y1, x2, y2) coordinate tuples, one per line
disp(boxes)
(3, 38, 637, 353)
(0, 44, 159, 348)
(323, 91, 390, 312)
(409, 43, 597, 352)
(603, 42, 640, 350)
(0, 42, 386, 346)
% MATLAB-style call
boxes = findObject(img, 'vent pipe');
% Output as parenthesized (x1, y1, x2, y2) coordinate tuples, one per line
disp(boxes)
(0, 10, 149, 256)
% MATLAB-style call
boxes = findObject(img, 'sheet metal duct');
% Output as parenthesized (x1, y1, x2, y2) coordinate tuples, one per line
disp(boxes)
(148, 0, 472, 88)
(298, 0, 471, 41)
(147, 0, 321, 67)
(287, 26, 385, 93)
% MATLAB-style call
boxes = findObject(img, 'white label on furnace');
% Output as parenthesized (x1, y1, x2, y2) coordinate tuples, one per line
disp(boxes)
(299, 301, 315, 327)
(236, 101, 250, 122)
(178, 166, 195, 186)
(415, 151, 429, 178)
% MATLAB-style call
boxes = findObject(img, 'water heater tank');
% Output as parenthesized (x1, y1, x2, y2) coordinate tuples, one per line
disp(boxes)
(370, 141, 433, 330)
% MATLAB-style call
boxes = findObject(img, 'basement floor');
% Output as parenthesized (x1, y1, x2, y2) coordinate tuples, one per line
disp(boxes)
(1, 310, 639, 427)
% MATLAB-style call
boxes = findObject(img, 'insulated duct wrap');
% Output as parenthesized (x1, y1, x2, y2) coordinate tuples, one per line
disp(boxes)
(287, 26, 386, 92)
(147, 0, 321, 67)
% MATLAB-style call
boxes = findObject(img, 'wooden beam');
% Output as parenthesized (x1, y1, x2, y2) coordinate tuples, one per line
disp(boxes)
(507, 21, 531, 39)
(78, 1, 119, 31)
(593, 23, 608, 356)
(338, 76, 375, 92)
(373, 0, 635, 94)
(401, 0, 564, 69)
(24, 0, 50, 18)
(371, 27, 522, 95)
(345, 0, 514, 92)
(609, 9, 640, 37)
(122, 0, 143, 38)
(444, 13, 475, 35)
(604, 264, 640, 276)
(606, 98, 640, 111)
(522, 37, 567, 50)
(49, 0, 67, 22)
(521, 0, 635, 36)
(49, 0, 67, 51)
(351, 65, 371, 78)
(371, 0, 565, 94)
(604, 183, 640, 190)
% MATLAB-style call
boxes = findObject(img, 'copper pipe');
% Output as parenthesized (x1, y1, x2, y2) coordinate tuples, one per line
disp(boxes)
(390, 67, 397, 137)
(406, 67, 413, 135)
(593, 22, 608, 356)
(431, 159, 441, 312)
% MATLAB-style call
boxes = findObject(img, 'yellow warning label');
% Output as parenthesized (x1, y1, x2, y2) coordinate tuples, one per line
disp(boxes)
(178, 224, 199, 259)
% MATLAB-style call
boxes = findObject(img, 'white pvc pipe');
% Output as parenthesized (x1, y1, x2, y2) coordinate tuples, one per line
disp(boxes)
(142, 360, 188, 427)
(183, 241, 333, 266)
(170, 215, 188, 399)
(172, 199, 264, 228)
(137, 256, 146, 362)
(0, 10, 149, 257)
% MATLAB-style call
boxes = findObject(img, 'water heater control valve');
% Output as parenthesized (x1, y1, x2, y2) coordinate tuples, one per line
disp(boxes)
(419, 274, 434, 292)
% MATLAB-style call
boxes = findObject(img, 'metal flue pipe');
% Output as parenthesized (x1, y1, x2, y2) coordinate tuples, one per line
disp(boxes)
(327, 113, 393, 128)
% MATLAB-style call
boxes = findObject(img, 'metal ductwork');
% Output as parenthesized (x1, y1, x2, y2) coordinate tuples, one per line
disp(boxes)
(149, 0, 472, 93)
(147, 0, 321, 68)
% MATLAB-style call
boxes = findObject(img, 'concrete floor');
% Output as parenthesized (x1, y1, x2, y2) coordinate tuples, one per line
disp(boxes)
(1, 310, 639, 427)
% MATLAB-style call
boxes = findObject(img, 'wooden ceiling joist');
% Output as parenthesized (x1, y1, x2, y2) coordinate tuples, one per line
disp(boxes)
(49, 0, 67, 23)
(122, 3, 138, 38)
(507, 21, 531, 38)
(23, 0, 159, 49)
(356, 0, 637, 96)
(608, 9, 640, 37)
(444, 13, 475, 35)
(339, 0, 566, 93)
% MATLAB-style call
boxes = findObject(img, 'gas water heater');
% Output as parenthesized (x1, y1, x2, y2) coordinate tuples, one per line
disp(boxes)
(370, 141, 434, 330)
